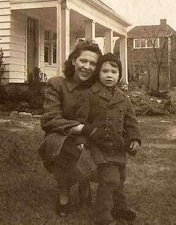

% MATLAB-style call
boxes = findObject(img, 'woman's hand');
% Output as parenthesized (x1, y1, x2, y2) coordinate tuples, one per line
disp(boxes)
(77, 144, 85, 151)
(69, 124, 84, 134)
(127, 141, 141, 156)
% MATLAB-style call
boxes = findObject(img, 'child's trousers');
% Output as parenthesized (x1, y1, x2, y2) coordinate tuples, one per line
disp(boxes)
(96, 163, 121, 223)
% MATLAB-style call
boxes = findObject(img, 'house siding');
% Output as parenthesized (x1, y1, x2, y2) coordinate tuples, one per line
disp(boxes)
(0, 0, 11, 83)
(10, 11, 26, 83)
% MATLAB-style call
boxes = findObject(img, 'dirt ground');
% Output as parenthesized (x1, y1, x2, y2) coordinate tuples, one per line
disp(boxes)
(0, 115, 176, 225)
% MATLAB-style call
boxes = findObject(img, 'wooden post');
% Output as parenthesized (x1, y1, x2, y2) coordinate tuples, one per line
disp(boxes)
(56, 2, 62, 75)
(104, 29, 113, 53)
(120, 36, 128, 83)
(85, 20, 95, 40)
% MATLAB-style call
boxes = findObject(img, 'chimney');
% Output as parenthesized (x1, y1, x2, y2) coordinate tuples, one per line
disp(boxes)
(160, 19, 167, 32)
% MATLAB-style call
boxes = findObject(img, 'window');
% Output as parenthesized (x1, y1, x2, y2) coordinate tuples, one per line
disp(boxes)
(44, 31, 51, 63)
(147, 39, 153, 48)
(151, 38, 160, 48)
(44, 30, 57, 64)
(134, 39, 140, 48)
(133, 38, 160, 49)
(141, 39, 146, 48)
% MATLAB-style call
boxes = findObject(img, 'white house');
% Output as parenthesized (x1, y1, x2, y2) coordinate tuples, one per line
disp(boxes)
(0, 0, 130, 83)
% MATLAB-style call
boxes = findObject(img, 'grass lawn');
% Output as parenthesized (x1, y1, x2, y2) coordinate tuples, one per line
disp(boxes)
(0, 115, 176, 225)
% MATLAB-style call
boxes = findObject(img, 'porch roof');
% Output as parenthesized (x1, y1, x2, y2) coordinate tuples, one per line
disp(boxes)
(10, 0, 130, 27)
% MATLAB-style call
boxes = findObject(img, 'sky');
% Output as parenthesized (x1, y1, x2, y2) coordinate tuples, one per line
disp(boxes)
(101, 0, 176, 30)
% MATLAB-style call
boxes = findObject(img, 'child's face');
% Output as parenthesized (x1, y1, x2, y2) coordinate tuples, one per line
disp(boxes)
(99, 61, 119, 87)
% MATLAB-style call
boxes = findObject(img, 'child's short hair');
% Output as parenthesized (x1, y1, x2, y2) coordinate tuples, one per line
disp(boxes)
(96, 52, 122, 82)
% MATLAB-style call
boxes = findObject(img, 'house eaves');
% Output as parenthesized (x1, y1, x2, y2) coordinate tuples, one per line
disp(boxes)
(128, 24, 176, 39)
(10, 0, 58, 10)
(64, 0, 131, 27)
(86, 0, 131, 27)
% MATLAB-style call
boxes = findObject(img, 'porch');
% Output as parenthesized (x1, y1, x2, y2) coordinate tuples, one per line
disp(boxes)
(0, 0, 130, 83)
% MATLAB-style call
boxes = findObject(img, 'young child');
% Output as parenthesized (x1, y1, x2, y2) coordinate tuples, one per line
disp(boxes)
(81, 53, 141, 225)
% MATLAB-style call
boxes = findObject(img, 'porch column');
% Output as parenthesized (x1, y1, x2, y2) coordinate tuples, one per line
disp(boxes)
(56, 3, 62, 75)
(168, 36, 171, 88)
(104, 29, 113, 53)
(85, 20, 96, 40)
(120, 36, 128, 83)
(61, 4, 70, 63)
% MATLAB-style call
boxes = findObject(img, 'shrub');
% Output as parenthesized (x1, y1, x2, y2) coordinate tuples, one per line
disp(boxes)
(28, 67, 47, 84)
(0, 83, 46, 114)
(0, 48, 5, 83)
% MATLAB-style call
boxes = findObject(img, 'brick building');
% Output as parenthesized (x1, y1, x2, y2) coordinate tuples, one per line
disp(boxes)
(127, 19, 176, 91)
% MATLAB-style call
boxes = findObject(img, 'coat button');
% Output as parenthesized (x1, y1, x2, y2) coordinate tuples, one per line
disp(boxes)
(119, 119, 122, 122)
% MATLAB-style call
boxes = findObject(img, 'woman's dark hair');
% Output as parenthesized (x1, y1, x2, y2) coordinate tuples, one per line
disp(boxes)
(64, 39, 102, 78)
(95, 52, 122, 82)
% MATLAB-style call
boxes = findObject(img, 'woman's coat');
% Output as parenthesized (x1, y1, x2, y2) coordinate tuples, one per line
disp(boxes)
(39, 76, 90, 171)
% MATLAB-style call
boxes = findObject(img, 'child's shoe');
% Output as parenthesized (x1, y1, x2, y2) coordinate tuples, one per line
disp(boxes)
(56, 188, 71, 217)
(57, 202, 70, 217)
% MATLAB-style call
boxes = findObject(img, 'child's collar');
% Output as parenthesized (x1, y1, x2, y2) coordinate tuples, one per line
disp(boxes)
(91, 82, 119, 93)
(91, 82, 126, 104)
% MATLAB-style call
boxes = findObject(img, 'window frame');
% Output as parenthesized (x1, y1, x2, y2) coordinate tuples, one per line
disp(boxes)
(133, 38, 160, 49)
(44, 30, 57, 65)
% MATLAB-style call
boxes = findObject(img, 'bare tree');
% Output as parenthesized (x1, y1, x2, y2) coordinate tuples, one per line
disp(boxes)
(144, 26, 169, 92)
(143, 58, 152, 90)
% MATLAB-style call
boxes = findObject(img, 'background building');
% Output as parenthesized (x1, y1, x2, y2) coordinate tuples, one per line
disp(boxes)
(127, 19, 176, 90)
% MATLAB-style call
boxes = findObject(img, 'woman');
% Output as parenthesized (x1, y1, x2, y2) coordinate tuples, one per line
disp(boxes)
(39, 39, 102, 216)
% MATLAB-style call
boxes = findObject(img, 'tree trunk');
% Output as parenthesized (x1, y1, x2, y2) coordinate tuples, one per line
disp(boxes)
(157, 68, 160, 91)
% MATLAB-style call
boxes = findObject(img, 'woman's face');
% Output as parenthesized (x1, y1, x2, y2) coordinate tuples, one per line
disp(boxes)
(99, 61, 120, 87)
(72, 50, 99, 82)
